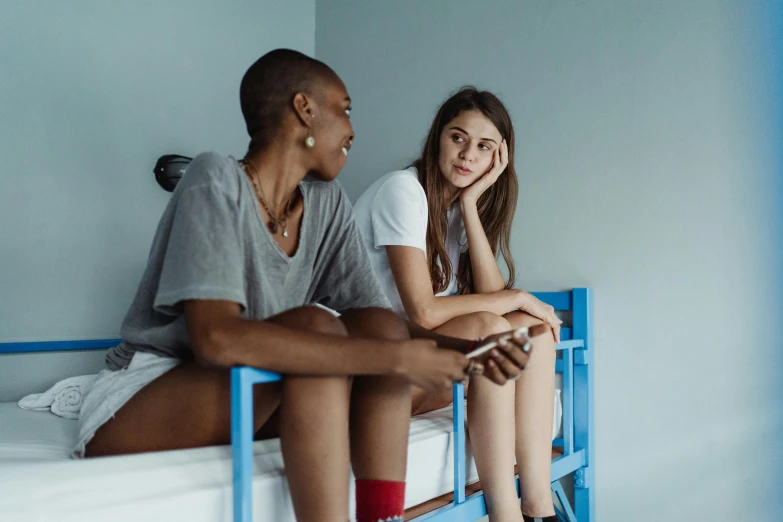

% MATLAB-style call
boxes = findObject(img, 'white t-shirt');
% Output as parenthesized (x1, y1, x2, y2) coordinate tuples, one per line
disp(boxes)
(353, 167, 468, 319)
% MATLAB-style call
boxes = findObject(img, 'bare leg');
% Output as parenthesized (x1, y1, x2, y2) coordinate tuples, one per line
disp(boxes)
(339, 308, 413, 482)
(86, 306, 354, 522)
(429, 312, 523, 522)
(279, 373, 352, 522)
(505, 311, 556, 518)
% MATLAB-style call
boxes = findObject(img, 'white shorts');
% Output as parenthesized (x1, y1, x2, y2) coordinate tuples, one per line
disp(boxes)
(71, 352, 180, 459)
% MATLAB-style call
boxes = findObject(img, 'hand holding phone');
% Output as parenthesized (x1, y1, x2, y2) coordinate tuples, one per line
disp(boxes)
(464, 323, 552, 385)
(466, 326, 530, 359)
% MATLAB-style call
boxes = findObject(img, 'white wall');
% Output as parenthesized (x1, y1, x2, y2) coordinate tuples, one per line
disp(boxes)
(0, 0, 315, 401)
(317, 1, 783, 521)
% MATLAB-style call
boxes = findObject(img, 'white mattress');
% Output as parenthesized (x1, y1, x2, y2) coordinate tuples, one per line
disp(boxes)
(0, 402, 483, 522)
(0, 393, 562, 522)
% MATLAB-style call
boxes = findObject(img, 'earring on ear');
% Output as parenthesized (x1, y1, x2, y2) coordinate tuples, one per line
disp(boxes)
(305, 113, 316, 148)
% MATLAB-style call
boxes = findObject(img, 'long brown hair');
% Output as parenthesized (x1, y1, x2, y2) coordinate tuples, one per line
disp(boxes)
(412, 87, 518, 295)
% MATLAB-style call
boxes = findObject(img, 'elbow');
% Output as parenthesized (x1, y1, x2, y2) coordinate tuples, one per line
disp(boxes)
(409, 306, 441, 331)
(190, 324, 234, 368)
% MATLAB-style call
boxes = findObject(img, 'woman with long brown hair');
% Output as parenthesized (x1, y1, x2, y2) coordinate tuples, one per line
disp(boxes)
(354, 87, 561, 522)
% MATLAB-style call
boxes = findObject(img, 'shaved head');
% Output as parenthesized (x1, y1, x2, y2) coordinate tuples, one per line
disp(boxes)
(239, 49, 340, 152)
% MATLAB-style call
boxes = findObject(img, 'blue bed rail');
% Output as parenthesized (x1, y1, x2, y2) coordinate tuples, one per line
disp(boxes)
(0, 288, 593, 522)
(226, 289, 594, 522)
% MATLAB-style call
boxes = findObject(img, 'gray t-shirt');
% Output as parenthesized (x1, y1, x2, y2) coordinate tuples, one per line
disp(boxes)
(106, 152, 391, 370)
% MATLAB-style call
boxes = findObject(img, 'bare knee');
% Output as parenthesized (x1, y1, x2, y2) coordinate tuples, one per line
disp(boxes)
(505, 311, 556, 366)
(275, 308, 351, 397)
(505, 312, 554, 346)
(283, 374, 351, 407)
(504, 311, 545, 329)
(270, 305, 348, 337)
(339, 307, 410, 341)
(461, 311, 511, 339)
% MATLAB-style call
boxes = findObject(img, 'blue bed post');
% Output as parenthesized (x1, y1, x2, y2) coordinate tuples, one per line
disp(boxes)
(231, 367, 254, 522)
(452, 382, 466, 505)
(571, 288, 594, 522)
(231, 367, 282, 522)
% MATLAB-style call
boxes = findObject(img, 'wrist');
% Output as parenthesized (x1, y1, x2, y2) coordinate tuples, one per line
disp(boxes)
(389, 340, 413, 377)
(459, 194, 478, 211)
(504, 289, 526, 311)
(516, 289, 533, 308)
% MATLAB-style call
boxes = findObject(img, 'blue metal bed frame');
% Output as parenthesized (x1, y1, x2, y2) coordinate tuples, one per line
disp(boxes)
(0, 288, 593, 522)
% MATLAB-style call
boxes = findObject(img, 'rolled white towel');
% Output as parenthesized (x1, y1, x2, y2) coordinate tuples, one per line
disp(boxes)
(18, 375, 98, 420)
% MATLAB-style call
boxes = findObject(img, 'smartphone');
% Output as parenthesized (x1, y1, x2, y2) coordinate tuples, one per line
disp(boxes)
(465, 326, 529, 359)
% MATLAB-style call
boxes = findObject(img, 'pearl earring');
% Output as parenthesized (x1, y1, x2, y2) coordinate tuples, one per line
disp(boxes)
(305, 135, 315, 148)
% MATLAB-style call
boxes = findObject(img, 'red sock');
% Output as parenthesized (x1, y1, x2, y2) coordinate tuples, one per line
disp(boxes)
(355, 479, 405, 522)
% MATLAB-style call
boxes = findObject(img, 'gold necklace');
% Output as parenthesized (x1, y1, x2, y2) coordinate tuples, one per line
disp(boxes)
(240, 158, 293, 237)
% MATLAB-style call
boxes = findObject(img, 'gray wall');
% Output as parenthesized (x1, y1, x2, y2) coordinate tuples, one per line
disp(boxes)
(0, 0, 315, 401)
(2, 2, 781, 519)
(317, 1, 782, 521)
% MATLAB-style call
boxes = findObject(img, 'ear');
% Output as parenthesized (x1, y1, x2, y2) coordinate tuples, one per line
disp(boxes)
(292, 92, 316, 129)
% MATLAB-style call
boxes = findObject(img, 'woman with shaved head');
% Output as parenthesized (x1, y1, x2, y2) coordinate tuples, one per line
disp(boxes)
(74, 50, 536, 522)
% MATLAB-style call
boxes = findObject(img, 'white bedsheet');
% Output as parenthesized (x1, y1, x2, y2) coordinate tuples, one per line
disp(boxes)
(0, 397, 561, 522)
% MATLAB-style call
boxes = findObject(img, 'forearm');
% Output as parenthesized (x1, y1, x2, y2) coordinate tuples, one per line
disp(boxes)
(411, 291, 519, 330)
(199, 317, 400, 376)
(460, 199, 505, 293)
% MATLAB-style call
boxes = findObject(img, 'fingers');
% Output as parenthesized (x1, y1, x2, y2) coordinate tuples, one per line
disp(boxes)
(544, 307, 562, 343)
(448, 352, 471, 386)
(495, 337, 530, 372)
(491, 351, 524, 382)
(543, 315, 559, 343)
(483, 359, 508, 385)
(499, 139, 509, 170)
(493, 140, 508, 177)
(537, 319, 559, 344)
(527, 323, 552, 340)
(480, 329, 534, 385)
(489, 142, 507, 182)
(510, 327, 529, 346)
(465, 359, 484, 379)
(407, 345, 470, 391)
